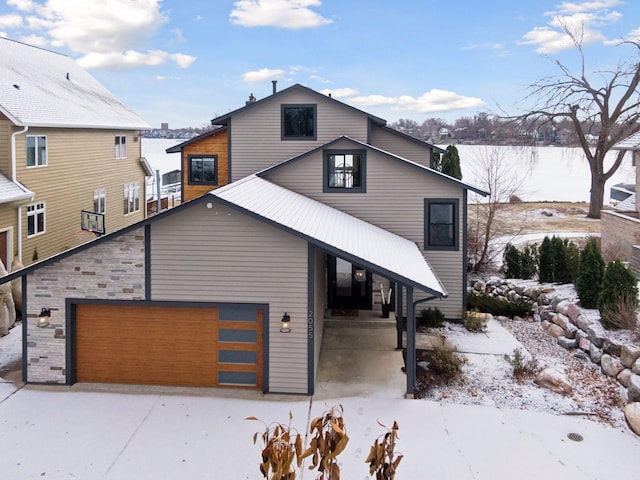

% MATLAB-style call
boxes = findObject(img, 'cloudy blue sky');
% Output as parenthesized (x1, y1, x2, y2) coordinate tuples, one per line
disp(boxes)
(1, 0, 639, 128)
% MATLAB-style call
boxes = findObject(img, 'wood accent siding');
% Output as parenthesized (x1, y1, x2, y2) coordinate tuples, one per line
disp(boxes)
(264, 141, 465, 318)
(13, 128, 146, 264)
(149, 201, 310, 394)
(230, 91, 369, 181)
(182, 128, 230, 202)
(369, 125, 432, 168)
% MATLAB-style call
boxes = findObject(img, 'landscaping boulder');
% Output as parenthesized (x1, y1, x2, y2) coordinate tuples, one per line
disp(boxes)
(624, 403, 640, 436)
(548, 324, 565, 338)
(558, 336, 578, 350)
(535, 368, 572, 396)
(576, 314, 594, 332)
(586, 323, 605, 348)
(589, 344, 603, 365)
(565, 303, 582, 324)
(629, 375, 640, 403)
(601, 354, 624, 378)
(618, 369, 633, 388)
(633, 357, 640, 376)
(551, 313, 570, 330)
(564, 323, 578, 339)
(473, 280, 486, 292)
(573, 350, 590, 361)
(621, 345, 640, 369)
(603, 337, 624, 357)
(554, 299, 570, 315)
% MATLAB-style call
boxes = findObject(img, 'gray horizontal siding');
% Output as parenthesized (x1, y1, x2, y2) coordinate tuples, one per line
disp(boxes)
(264, 141, 465, 318)
(231, 91, 369, 180)
(369, 125, 432, 168)
(149, 201, 310, 393)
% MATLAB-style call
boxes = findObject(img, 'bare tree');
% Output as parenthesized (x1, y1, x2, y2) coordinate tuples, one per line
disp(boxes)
(513, 26, 640, 218)
(468, 147, 529, 272)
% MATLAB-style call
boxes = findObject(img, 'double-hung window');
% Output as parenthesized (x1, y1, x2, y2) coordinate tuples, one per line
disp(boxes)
(282, 104, 316, 140)
(123, 182, 140, 215)
(26, 135, 47, 167)
(94, 188, 106, 214)
(424, 199, 459, 250)
(27, 202, 46, 237)
(188, 155, 217, 185)
(324, 150, 366, 193)
(115, 135, 127, 159)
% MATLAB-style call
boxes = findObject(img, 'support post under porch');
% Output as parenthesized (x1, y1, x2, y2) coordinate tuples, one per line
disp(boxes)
(396, 283, 403, 350)
(405, 286, 415, 398)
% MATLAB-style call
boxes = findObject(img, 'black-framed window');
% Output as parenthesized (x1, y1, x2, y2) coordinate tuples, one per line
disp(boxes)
(188, 155, 217, 185)
(425, 199, 459, 250)
(323, 150, 366, 193)
(281, 104, 316, 140)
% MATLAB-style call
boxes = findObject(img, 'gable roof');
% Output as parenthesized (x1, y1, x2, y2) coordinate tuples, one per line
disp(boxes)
(210, 175, 447, 296)
(257, 135, 489, 196)
(0, 38, 149, 129)
(165, 126, 227, 153)
(613, 131, 640, 150)
(210, 84, 387, 127)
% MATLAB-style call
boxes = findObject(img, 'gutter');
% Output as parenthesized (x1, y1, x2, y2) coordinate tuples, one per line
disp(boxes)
(10, 125, 33, 264)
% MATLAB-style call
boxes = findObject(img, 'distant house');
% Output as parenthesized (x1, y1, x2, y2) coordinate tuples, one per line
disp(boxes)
(0, 38, 151, 269)
(601, 131, 640, 274)
(2, 83, 486, 396)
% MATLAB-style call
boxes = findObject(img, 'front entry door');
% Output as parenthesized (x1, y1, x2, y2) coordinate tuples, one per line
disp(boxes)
(328, 255, 372, 310)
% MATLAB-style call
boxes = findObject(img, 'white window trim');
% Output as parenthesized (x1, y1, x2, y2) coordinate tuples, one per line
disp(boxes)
(115, 135, 127, 159)
(26, 201, 46, 238)
(124, 181, 140, 215)
(94, 188, 106, 214)
(26, 135, 47, 168)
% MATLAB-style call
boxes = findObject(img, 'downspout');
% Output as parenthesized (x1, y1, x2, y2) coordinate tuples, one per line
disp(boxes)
(11, 125, 29, 263)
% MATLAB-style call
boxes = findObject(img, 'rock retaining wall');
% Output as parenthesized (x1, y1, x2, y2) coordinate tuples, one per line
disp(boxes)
(471, 277, 640, 436)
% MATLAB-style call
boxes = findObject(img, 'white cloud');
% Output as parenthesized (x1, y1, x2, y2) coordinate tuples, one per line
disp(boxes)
(230, 0, 332, 29)
(627, 27, 640, 42)
(7, 0, 37, 11)
(0, 13, 23, 29)
(319, 87, 359, 98)
(553, 0, 621, 14)
(77, 50, 196, 70)
(521, 1, 623, 53)
(2, 0, 196, 70)
(347, 89, 485, 114)
(18, 33, 47, 46)
(242, 68, 286, 82)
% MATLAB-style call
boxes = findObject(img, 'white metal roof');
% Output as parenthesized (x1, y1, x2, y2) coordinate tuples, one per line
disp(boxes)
(0, 38, 149, 129)
(613, 131, 640, 150)
(210, 175, 447, 296)
(0, 172, 33, 204)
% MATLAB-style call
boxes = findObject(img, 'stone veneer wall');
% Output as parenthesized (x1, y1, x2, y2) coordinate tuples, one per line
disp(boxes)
(600, 210, 640, 262)
(26, 229, 145, 383)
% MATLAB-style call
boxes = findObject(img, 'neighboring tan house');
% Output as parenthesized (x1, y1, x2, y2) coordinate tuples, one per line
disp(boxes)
(601, 131, 640, 275)
(1, 83, 486, 396)
(0, 38, 151, 270)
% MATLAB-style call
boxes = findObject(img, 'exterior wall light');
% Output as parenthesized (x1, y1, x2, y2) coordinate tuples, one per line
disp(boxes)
(37, 307, 51, 328)
(280, 312, 291, 333)
(354, 269, 366, 282)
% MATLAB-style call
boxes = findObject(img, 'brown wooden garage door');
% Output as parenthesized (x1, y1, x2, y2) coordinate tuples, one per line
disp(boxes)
(75, 303, 263, 389)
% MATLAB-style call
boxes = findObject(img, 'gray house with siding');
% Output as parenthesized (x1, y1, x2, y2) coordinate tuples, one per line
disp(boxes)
(2, 84, 487, 396)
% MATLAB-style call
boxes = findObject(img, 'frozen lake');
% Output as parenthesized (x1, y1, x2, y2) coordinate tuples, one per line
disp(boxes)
(141, 139, 636, 204)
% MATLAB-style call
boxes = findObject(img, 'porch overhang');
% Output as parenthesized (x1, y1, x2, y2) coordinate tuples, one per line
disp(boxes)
(209, 175, 448, 298)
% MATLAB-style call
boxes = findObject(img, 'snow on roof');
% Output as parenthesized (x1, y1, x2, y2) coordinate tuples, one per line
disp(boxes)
(613, 131, 640, 150)
(0, 172, 33, 204)
(0, 38, 149, 130)
(210, 175, 447, 296)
